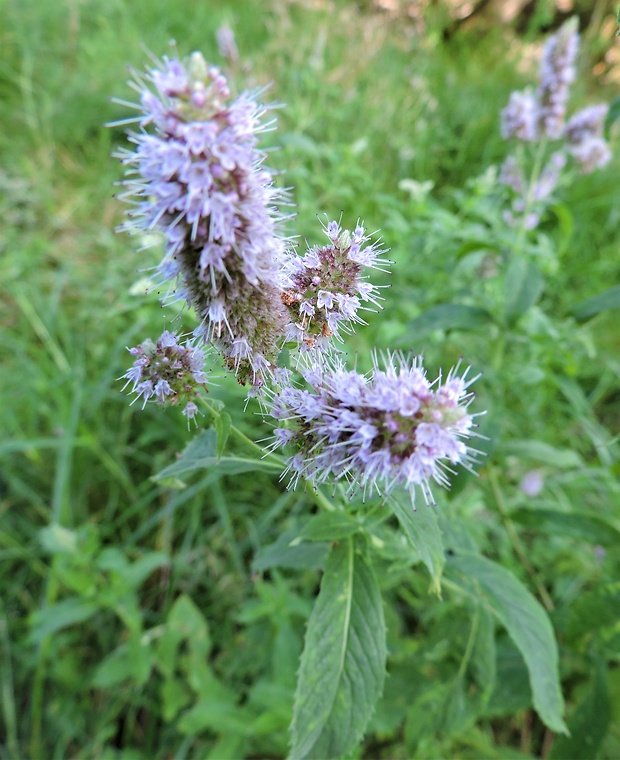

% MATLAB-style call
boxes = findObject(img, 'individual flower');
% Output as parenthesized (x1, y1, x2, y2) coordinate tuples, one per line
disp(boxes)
(113, 51, 288, 385)
(536, 18, 579, 140)
(265, 352, 481, 503)
(121, 330, 207, 420)
(519, 470, 544, 497)
(216, 24, 240, 66)
(498, 155, 526, 194)
(565, 105, 612, 173)
(280, 220, 390, 350)
(500, 90, 538, 142)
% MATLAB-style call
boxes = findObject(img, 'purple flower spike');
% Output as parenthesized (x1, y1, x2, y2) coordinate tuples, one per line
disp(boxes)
(565, 105, 612, 173)
(281, 220, 390, 351)
(501, 90, 538, 142)
(122, 330, 207, 420)
(537, 18, 579, 140)
(264, 352, 482, 504)
(114, 51, 288, 385)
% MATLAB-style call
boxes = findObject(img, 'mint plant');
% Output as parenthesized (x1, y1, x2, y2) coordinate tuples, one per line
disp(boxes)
(110, 44, 572, 758)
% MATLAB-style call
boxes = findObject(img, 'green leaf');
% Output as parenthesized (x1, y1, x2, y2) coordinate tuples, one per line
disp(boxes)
(124, 551, 169, 589)
(90, 643, 133, 688)
(483, 640, 532, 718)
(156, 594, 211, 677)
(29, 597, 99, 644)
(504, 256, 544, 325)
(388, 494, 445, 594)
(214, 411, 232, 458)
(511, 508, 620, 547)
(550, 658, 611, 759)
(252, 529, 329, 573)
(396, 303, 493, 344)
(502, 439, 583, 469)
(290, 538, 387, 760)
(565, 583, 620, 642)
(295, 511, 360, 542)
(572, 285, 620, 322)
(152, 428, 280, 482)
(446, 552, 566, 733)
(471, 608, 496, 703)
(161, 677, 192, 722)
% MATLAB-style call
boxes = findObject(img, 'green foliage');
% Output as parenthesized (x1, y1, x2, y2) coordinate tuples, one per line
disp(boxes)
(1, 1, 620, 758)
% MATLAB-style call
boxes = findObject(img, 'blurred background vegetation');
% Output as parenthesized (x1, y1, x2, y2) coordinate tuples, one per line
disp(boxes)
(1, 0, 619, 758)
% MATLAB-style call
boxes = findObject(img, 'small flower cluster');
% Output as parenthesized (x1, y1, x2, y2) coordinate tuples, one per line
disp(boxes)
(536, 18, 579, 140)
(499, 151, 566, 229)
(498, 19, 612, 229)
(114, 51, 287, 385)
(500, 90, 538, 142)
(281, 220, 389, 349)
(114, 48, 483, 504)
(121, 331, 207, 420)
(266, 353, 479, 503)
(565, 104, 611, 173)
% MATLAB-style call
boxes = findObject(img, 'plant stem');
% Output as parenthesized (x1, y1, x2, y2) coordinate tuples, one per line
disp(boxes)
(487, 465, 555, 612)
(457, 606, 480, 679)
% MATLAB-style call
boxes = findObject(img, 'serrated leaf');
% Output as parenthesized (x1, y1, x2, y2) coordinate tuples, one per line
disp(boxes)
(550, 658, 611, 759)
(572, 285, 620, 322)
(397, 303, 493, 344)
(511, 508, 620, 547)
(446, 552, 566, 733)
(152, 428, 281, 482)
(296, 511, 360, 542)
(504, 256, 544, 325)
(290, 538, 386, 760)
(388, 494, 445, 594)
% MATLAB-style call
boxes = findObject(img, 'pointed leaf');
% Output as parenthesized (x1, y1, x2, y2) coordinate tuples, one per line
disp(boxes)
(153, 428, 280, 481)
(290, 538, 386, 760)
(388, 494, 445, 594)
(296, 511, 360, 542)
(504, 257, 544, 325)
(397, 303, 493, 344)
(446, 552, 566, 733)
(572, 284, 620, 322)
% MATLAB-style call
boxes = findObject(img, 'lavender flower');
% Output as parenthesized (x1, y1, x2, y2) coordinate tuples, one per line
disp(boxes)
(498, 155, 525, 194)
(266, 353, 480, 503)
(217, 24, 239, 66)
(565, 105, 612, 173)
(500, 90, 538, 142)
(568, 137, 612, 174)
(113, 51, 287, 385)
(533, 151, 566, 200)
(537, 18, 579, 140)
(281, 220, 389, 350)
(122, 330, 207, 420)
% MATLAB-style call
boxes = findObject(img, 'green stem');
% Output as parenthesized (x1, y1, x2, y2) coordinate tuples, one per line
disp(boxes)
(512, 138, 548, 260)
(488, 465, 554, 612)
(198, 395, 339, 514)
(198, 395, 284, 465)
(457, 606, 480, 679)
